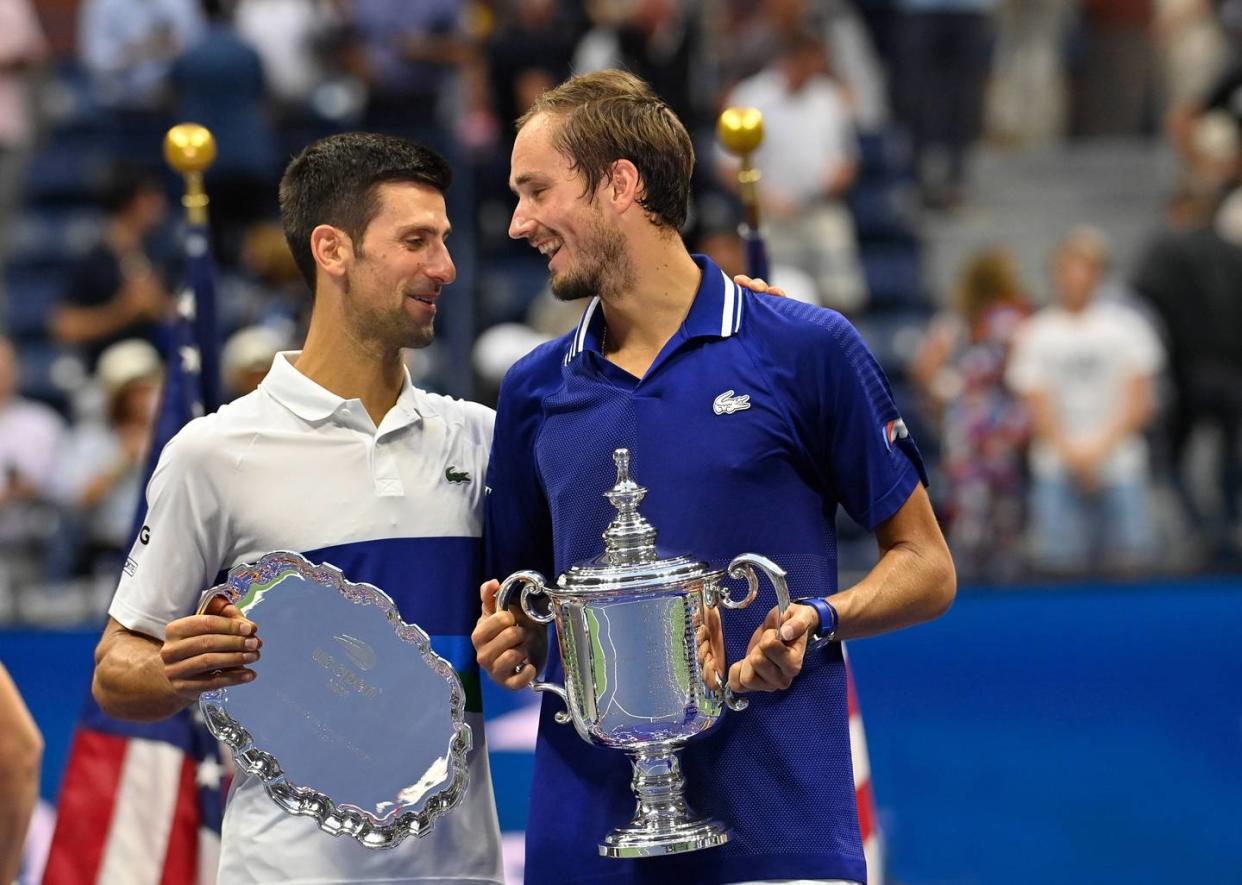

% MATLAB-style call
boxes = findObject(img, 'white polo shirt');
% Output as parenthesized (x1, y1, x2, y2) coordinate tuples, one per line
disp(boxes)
(110, 352, 503, 885)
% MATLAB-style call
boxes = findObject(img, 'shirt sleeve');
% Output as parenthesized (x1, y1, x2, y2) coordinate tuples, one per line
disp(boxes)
(108, 421, 230, 640)
(777, 307, 926, 530)
(483, 362, 554, 586)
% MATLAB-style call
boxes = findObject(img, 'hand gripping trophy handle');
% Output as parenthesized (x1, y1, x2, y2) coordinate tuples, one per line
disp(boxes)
(494, 571, 572, 724)
(717, 553, 792, 711)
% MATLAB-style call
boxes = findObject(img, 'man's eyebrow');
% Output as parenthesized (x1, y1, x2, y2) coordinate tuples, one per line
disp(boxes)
(398, 224, 452, 239)
(509, 173, 541, 195)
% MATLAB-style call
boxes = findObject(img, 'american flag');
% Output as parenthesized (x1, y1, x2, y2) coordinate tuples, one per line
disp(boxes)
(43, 223, 226, 885)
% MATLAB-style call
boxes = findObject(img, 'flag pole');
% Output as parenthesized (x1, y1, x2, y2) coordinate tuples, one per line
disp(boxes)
(717, 106, 768, 281)
(159, 122, 222, 416)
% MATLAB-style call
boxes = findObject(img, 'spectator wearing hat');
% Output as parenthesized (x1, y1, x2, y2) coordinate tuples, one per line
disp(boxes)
(221, 324, 286, 400)
(52, 339, 163, 577)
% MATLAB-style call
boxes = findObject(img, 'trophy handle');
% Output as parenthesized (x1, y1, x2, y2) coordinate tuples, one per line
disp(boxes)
(724, 554, 791, 614)
(494, 571, 572, 725)
(716, 554, 792, 712)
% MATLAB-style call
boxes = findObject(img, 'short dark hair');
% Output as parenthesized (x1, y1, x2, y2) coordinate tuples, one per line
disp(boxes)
(278, 132, 452, 292)
(517, 70, 694, 231)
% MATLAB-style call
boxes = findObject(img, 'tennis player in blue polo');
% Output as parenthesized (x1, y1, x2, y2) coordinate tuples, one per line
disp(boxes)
(473, 71, 956, 885)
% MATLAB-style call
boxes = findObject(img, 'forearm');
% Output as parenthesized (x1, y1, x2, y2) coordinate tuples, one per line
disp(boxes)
(825, 485, 956, 641)
(829, 538, 955, 641)
(0, 668, 42, 885)
(93, 623, 189, 722)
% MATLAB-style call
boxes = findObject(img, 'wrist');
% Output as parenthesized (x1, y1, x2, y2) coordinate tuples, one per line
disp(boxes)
(792, 596, 838, 650)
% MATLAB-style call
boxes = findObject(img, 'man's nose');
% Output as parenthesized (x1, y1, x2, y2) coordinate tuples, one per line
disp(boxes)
(429, 243, 456, 284)
(509, 201, 534, 240)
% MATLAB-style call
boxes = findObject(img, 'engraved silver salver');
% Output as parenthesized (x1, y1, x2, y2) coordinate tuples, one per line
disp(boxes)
(497, 449, 792, 858)
(198, 551, 471, 849)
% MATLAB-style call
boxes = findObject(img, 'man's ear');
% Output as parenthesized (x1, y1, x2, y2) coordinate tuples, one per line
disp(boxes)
(309, 224, 352, 281)
(603, 159, 641, 214)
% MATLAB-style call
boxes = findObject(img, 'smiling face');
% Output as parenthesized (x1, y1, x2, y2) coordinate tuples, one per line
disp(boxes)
(340, 181, 456, 350)
(508, 112, 631, 302)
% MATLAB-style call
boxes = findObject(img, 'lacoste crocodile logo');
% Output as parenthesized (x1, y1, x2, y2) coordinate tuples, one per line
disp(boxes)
(445, 466, 472, 484)
(713, 390, 751, 415)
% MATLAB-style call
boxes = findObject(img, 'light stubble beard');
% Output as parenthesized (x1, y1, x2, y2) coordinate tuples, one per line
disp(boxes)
(549, 215, 634, 304)
(343, 268, 437, 353)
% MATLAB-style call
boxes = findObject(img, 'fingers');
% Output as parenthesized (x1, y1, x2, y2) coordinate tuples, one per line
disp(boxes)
(170, 667, 256, 700)
(162, 610, 262, 701)
(501, 662, 537, 690)
(732, 274, 788, 298)
(163, 614, 261, 669)
(778, 605, 818, 643)
(729, 620, 809, 692)
(166, 613, 255, 642)
(472, 610, 537, 688)
(480, 579, 500, 616)
(471, 609, 518, 648)
(164, 649, 259, 683)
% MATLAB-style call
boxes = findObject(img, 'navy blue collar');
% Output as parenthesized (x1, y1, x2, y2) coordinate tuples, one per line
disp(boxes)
(564, 255, 744, 365)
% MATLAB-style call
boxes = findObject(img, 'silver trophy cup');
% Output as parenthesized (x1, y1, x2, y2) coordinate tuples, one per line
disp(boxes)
(496, 448, 790, 858)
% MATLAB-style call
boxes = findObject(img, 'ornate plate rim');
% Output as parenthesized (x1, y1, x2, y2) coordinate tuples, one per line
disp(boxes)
(197, 550, 472, 850)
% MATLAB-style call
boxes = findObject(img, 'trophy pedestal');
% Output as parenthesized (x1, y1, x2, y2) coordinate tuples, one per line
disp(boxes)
(598, 750, 730, 858)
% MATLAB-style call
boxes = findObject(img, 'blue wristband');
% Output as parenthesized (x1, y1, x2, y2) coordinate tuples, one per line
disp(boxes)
(792, 597, 838, 650)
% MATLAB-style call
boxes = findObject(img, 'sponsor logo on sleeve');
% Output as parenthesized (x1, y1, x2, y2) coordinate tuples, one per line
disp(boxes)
(883, 418, 909, 452)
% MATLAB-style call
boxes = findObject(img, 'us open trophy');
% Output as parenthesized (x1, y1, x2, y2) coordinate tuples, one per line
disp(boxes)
(497, 448, 791, 858)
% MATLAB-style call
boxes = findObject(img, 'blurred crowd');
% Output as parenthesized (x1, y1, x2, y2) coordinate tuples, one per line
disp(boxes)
(0, 0, 1240, 623)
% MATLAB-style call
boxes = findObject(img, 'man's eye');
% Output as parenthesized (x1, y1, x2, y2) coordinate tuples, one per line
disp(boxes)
(405, 239, 425, 249)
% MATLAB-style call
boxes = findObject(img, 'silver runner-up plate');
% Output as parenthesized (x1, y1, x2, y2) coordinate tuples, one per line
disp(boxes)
(197, 551, 471, 849)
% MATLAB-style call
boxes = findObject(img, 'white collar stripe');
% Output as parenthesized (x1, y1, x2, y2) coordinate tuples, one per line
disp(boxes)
(733, 279, 744, 333)
(570, 296, 601, 360)
(719, 269, 735, 338)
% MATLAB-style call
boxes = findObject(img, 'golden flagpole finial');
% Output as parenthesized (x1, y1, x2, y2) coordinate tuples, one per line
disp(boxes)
(163, 123, 217, 225)
(716, 108, 765, 236)
(717, 107, 764, 157)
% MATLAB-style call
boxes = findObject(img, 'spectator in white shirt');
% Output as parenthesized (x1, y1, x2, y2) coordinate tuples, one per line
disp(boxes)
(1007, 227, 1165, 574)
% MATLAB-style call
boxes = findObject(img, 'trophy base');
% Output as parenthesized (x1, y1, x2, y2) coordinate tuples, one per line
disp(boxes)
(599, 817, 730, 858)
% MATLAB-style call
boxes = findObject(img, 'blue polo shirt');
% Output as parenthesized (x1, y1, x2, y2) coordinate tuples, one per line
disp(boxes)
(485, 255, 925, 885)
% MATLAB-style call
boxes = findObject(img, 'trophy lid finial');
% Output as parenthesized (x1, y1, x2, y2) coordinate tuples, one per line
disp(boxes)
(602, 448, 658, 564)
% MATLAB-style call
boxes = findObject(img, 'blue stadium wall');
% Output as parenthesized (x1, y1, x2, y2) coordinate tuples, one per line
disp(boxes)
(4, 576, 1240, 884)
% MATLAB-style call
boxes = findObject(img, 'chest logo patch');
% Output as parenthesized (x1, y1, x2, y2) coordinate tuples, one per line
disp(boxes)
(445, 465, 472, 485)
(713, 389, 752, 415)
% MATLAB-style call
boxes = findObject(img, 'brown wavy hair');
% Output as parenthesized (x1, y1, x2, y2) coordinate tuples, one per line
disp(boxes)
(517, 70, 695, 231)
